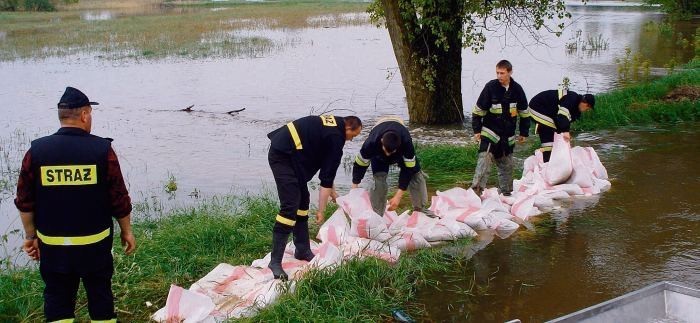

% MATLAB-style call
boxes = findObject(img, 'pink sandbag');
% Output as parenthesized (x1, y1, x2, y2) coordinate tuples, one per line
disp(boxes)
(593, 178, 611, 192)
(152, 285, 216, 323)
(585, 147, 608, 180)
(551, 183, 584, 196)
(343, 237, 401, 263)
(383, 210, 400, 227)
(349, 210, 392, 241)
(189, 264, 265, 301)
(510, 193, 536, 221)
(317, 209, 350, 246)
(308, 242, 343, 269)
(423, 224, 455, 242)
(388, 231, 431, 251)
(389, 211, 438, 236)
(545, 133, 573, 185)
(336, 188, 374, 217)
(434, 187, 481, 210)
(437, 217, 477, 239)
(567, 147, 594, 188)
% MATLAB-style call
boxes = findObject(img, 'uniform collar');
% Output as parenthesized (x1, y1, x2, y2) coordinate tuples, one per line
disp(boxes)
(56, 127, 90, 136)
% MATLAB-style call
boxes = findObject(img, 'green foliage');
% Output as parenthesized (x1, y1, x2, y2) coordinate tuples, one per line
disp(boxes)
(574, 69, 700, 131)
(645, 0, 700, 19)
(0, 0, 20, 11)
(23, 0, 54, 11)
(615, 47, 652, 85)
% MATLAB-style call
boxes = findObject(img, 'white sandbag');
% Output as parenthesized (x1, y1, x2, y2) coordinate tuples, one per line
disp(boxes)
(152, 285, 216, 323)
(523, 155, 539, 173)
(481, 195, 510, 213)
(482, 214, 520, 232)
(423, 224, 456, 242)
(593, 178, 611, 192)
(308, 242, 343, 269)
(567, 148, 594, 188)
(491, 211, 515, 221)
(437, 218, 478, 239)
(317, 209, 350, 246)
(349, 210, 391, 241)
(458, 204, 496, 231)
(388, 232, 431, 251)
(533, 196, 555, 208)
(336, 188, 374, 217)
(510, 193, 536, 221)
(544, 133, 573, 185)
(189, 264, 265, 302)
(585, 147, 608, 180)
(343, 237, 401, 263)
(435, 187, 482, 210)
(551, 183, 584, 196)
(540, 189, 571, 200)
(383, 210, 400, 227)
(389, 211, 438, 236)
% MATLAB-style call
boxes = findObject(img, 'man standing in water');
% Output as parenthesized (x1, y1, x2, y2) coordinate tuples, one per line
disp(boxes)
(351, 116, 429, 216)
(15, 87, 136, 322)
(528, 89, 595, 162)
(471, 60, 530, 196)
(267, 114, 362, 280)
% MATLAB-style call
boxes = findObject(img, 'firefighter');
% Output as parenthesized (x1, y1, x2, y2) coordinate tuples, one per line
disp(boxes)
(528, 89, 595, 162)
(15, 87, 136, 322)
(267, 114, 362, 280)
(471, 60, 530, 196)
(351, 116, 428, 216)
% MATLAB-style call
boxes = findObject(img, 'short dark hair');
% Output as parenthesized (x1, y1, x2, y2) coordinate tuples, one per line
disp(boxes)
(58, 106, 87, 120)
(496, 60, 512, 72)
(344, 116, 362, 130)
(381, 131, 400, 152)
(582, 94, 596, 109)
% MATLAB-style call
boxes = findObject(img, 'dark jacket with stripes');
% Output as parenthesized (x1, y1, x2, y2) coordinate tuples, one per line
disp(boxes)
(268, 115, 346, 188)
(472, 79, 530, 145)
(352, 120, 419, 190)
(528, 90, 582, 132)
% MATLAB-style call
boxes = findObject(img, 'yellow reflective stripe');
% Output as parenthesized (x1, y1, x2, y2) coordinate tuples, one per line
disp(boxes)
(376, 115, 405, 126)
(541, 146, 553, 152)
(276, 215, 296, 226)
(355, 154, 370, 167)
(558, 107, 572, 121)
(489, 107, 502, 114)
(91, 319, 117, 323)
(320, 115, 337, 127)
(509, 107, 517, 117)
(518, 110, 531, 118)
(508, 136, 516, 145)
(286, 122, 303, 150)
(403, 157, 416, 168)
(558, 88, 567, 99)
(49, 319, 74, 323)
(541, 142, 553, 147)
(472, 106, 487, 116)
(37, 228, 110, 246)
(297, 209, 309, 216)
(40, 165, 97, 186)
(528, 108, 556, 129)
(481, 127, 500, 143)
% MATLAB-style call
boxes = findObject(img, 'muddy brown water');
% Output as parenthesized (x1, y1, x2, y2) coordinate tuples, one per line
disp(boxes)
(0, 2, 698, 316)
(416, 124, 700, 322)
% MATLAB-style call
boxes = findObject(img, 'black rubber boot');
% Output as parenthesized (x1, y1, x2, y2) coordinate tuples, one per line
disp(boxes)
(293, 220, 315, 262)
(268, 231, 290, 280)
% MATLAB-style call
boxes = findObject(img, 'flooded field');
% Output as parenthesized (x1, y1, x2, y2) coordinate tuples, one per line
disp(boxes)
(0, 0, 698, 315)
(417, 124, 700, 322)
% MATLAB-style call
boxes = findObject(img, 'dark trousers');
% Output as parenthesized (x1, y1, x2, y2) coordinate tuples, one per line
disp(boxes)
(536, 124, 555, 162)
(268, 149, 310, 233)
(40, 264, 115, 321)
(478, 136, 513, 158)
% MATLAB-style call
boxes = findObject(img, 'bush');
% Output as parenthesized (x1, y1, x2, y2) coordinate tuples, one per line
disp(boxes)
(0, 0, 20, 11)
(23, 0, 55, 11)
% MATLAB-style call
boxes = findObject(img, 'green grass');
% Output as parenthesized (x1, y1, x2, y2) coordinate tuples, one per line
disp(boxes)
(0, 192, 473, 322)
(575, 68, 700, 131)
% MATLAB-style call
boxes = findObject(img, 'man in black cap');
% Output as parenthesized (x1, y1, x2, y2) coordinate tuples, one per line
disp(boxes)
(267, 114, 362, 280)
(15, 86, 135, 322)
(528, 89, 595, 162)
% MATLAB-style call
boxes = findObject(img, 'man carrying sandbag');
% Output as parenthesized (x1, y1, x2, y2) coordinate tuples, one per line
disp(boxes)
(267, 114, 362, 280)
(471, 60, 530, 196)
(528, 89, 595, 162)
(351, 116, 429, 216)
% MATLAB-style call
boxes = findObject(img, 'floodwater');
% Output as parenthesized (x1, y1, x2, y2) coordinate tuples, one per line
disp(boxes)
(417, 124, 700, 322)
(0, 0, 698, 310)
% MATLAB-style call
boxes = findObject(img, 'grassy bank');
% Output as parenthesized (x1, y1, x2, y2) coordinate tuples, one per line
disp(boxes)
(575, 68, 700, 130)
(0, 193, 471, 322)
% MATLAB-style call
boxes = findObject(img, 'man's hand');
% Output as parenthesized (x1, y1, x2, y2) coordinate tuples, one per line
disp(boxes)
(22, 238, 39, 260)
(120, 230, 136, 255)
(562, 132, 571, 142)
(330, 188, 339, 203)
(387, 195, 401, 211)
(473, 133, 481, 143)
(315, 210, 325, 225)
(517, 135, 526, 144)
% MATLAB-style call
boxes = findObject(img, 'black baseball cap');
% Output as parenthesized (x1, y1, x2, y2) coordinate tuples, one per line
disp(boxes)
(57, 87, 99, 109)
(583, 93, 595, 109)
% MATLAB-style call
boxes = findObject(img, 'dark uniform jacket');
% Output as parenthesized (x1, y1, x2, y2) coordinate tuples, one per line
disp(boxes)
(528, 89, 582, 132)
(24, 127, 126, 273)
(472, 79, 530, 145)
(268, 115, 346, 189)
(352, 119, 419, 190)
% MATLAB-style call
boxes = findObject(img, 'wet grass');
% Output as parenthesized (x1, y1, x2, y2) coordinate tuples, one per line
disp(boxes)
(575, 68, 700, 131)
(0, 1, 370, 61)
(0, 192, 473, 322)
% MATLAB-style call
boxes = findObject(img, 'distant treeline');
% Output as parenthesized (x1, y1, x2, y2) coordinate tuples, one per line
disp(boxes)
(0, 0, 77, 12)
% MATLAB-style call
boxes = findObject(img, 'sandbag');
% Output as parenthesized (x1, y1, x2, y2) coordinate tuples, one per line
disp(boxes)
(349, 210, 392, 241)
(317, 209, 350, 246)
(437, 218, 478, 239)
(585, 147, 608, 180)
(551, 183, 584, 196)
(336, 188, 374, 217)
(388, 231, 431, 251)
(389, 211, 438, 236)
(545, 133, 573, 185)
(567, 147, 594, 188)
(152, 285, 216, 323)
(510, 193, 536, 221)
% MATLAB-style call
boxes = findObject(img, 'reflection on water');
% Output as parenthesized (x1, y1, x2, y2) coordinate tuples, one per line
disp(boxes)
(416, 124, 700, 322)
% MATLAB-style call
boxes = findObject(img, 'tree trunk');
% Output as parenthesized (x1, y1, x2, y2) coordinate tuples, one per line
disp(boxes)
(380, 0, 464, 125)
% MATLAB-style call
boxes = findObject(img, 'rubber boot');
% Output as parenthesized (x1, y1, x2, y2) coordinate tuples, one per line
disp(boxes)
(268, 231, 289, 280)
(471, 152, 493, 196)
(292, 220, 315, 261)
(495, 155, 514, 196)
